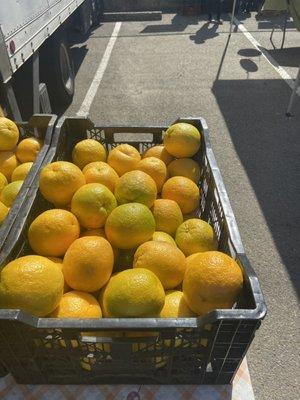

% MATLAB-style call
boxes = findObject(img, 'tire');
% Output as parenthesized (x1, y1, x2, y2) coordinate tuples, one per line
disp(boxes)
(40, 35, 75, 111)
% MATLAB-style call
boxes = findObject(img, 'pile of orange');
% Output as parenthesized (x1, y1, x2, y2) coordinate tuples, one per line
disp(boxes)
(0, 117, 43, 225)
(0, 122, 243, 321)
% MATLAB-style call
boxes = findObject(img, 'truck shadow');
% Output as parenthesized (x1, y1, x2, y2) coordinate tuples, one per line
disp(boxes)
(212, 78, 300, 297)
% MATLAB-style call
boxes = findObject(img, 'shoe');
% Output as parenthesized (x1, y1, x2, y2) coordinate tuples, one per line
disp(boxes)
(216, 19, 223, 25)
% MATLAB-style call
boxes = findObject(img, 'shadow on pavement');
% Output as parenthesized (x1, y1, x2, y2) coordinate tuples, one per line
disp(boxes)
(190, 22, 220, 44)
(240, 58, 259, 73)
(212, 78, 300, 297)
(238, 48, 262, 57)
(140, 14, 199, 34)
(267, 47, 300, 68)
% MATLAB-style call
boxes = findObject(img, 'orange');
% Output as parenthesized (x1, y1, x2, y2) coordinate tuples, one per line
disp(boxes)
(102, 268, 165, 317)
(186, 253, 200, 264)
(133, 241, 186, 289)
(164, 123, 201, 158)
(0, 117, 19, 150)
(72, 139, 106, 169)
(0, 201, 9, 225)
(0, 172, 8, 193)
(107, 144, 141, 176)
(0, 151, 19, 181)
(82, 161, 119, 192)
(0, 180, 23, 207)
(0, 255, 63, 317)
(50, 291, 102, 318)
(63, 236, 114, 292)
(175, 218, 217, 256)
(16, 137, 42, 163)
(152, 231, 176, 247)
(143, 145, 173, 165)
(167, 158, 201, 183)
(105, 203, 155, 249)
(183, 251, 244, 315)
(80, 228, 105, 238)
(39, 161, 85, 206)
(11, 162, 32, 181)
(71, 183, 117, 229)
(160, 290, 195, 318)
(0, 181, 23, 207)
(28, 209, 80, 257)
(162, 176, 200, 214)
(151, 199, 183, 235)
(136, 157, 167, 192)
(80, 228, 119, 261)
(47, 257, 70, 293)
(114, 170, 157, 208)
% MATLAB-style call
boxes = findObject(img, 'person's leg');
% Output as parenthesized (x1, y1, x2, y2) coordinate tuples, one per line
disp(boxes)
(207, 0, 212, 21)
(245, 0, 252, 13)
(216, 0, 222, 22)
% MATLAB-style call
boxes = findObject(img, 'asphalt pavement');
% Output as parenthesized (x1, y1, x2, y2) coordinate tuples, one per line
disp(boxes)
(65, 12, 300, 400)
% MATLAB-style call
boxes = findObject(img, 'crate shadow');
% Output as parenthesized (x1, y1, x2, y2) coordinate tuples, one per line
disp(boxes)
(212, 78, 300, 297)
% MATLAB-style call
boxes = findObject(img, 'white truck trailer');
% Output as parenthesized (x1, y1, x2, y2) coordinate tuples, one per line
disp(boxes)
(0, 0, 104, 119)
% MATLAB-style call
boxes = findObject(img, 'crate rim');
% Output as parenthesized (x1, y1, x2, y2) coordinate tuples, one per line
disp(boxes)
(0, 114, 57, 252)
(0, 116, 267, 328)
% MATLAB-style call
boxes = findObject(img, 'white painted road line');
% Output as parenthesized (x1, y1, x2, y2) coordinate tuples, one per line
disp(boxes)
(77, 22, 122, 117)
(231, 15, 299, 95)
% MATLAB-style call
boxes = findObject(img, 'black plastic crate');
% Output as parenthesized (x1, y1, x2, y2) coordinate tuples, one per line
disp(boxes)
(0, 114, 57, 253)
(0, 116, 266, 384)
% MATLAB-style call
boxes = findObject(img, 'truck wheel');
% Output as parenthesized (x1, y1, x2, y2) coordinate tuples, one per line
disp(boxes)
(41, 36, 75, 111)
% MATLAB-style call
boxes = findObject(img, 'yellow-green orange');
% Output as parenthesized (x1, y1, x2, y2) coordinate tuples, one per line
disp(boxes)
(16, 137, 42, 163)
(167, 158, 201, 183)
(0, 117, 19, 150)
(164, 123, 201, 158)
(82, 161, 119, 192)
(28, 209, 80, 257)
(0, 151, 19, 180)
(0, 255, 63, 317)
(160, 290, 195, 318)
(11, 162, 32, 181)
(102, 268, 165, 317)
(50, 291, 102, 318)
(183, 251, 243, 315)
(114, 170, 157, 208)
(151, 199, 183, 236)
(136, 157, 167, 192)
(0, 201, 8, 225)
(107, 144, 141, 176)
(133, 241, 186, 289)
(152, 231, 176, 247)
(105, 203, 155, 249)
(72, 139, 106, 169)
(175, 219, 217, 256)
(162, 176, 200, 214)
(63, 236, 114, 293)
(143, 145, 173, 165)
(39, 161, 85, 206)
(0, 172, 7, 193)
(71, 183, 117, 229)
(0, 180, 23, 207)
